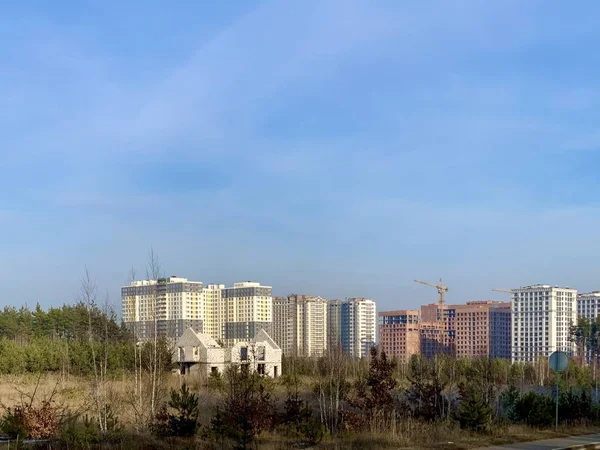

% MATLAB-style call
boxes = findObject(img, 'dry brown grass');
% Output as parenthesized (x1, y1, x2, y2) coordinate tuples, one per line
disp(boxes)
(2, 375, 600, 449)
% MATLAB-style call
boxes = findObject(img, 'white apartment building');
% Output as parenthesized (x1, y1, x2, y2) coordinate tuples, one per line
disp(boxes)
(511, 284, 577, 362)
(299, 296, 328, 357)
(222, 281, 273, 345)
(341, 298, 377, 358)
(122, 278, 272, 342)
(273, 295, 328, 357)
(121, 276, 204, 340)
(204, 284, 226, 341)
(577, 292, 600, 322)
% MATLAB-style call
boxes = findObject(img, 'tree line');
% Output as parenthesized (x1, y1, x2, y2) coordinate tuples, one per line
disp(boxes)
(0, 301, 172, 377)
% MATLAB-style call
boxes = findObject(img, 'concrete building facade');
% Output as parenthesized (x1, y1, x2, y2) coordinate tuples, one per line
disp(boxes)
(511, 285, 577, 362)
(454, 301, 511, 359)
(174, 328, 282, 377)
(204, 284, 226, 341)
(327, 300, 343, 351)
(122, 278, 272, 343)
(341, 298, 377, 358)
(420, 303, 456, 356)
(273, 295, 329, 357)
(121, 277, 204, 340)
(378, 310, 420, 362)
(222, 281, 273, 344)
(577, 292, 600, 322)
(419, 322, 446, 358)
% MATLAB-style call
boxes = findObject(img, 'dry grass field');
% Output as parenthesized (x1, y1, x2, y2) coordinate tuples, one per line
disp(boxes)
(1, 374, 600, 449)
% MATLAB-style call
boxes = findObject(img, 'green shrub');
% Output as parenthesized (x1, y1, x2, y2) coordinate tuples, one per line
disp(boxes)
(151, 383, 199, 437)
(453, 393, 493, 432)
(514, 391, 554, 427)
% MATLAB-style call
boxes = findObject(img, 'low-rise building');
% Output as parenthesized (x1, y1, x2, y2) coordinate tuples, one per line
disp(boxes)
(174, 328, 282, 378)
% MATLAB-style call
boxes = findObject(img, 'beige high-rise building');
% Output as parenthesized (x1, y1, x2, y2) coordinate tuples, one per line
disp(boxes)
(299, 296, 328, 357)
(122, 278, 272, 343)
(204, 284, 226, 341)
(273, 295, 328, 357)
(222, 281, 273, 345)
(121, 276, 204, 340)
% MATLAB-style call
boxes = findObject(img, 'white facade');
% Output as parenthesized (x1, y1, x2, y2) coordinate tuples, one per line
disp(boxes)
(121, 277, 204, 323)
(273, 295, 328, 357)
(229, 329, 283, 377)
(511, 285, 577, 362)
(174, 328, 282, 378)
(577, 292, 600, 322)
(174, 327, 227, 375)
(225, 282, 273, 323)
(222, 281, 273, 345)
(122, 278, 271, 343)
(298, 297, 328, 357)
(342, 298, 377, 358)
(204, 284, 226, 340)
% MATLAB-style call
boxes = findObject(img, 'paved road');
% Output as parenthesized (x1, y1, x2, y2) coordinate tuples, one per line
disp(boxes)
(481, 433, 600, 449)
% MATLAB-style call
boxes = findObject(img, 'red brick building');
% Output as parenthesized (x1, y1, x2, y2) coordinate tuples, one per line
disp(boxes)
(378, 310, 420, 362)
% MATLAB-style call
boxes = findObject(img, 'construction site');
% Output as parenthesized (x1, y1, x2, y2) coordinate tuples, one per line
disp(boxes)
(378, 278, 511, 362)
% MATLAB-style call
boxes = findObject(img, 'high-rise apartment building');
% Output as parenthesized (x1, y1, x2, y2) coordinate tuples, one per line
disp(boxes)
(378, 310, 420, 362)
(341, 298, 377, 358)
(327, 300, 343, 351)
(420, 303, 456, 356)
(298, 296, 328, 357)
(577, 292, 600, 322)
(122, 278, 272, 343)
(511, 285, 577, 362)
(204, 284, 226, 341)
(121, 276, 204, 340)
(417, 301, 511, 359)
(419, 322, 446, 358)
(489, 303, 512, 360)
(454, 301, 511, 359)
(273, 295, 328, 357)
(272, 297, 292, 355)
(222, 281, 273, 344)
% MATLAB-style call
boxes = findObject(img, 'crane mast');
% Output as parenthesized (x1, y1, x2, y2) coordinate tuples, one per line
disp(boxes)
(414, 278, 449, 322)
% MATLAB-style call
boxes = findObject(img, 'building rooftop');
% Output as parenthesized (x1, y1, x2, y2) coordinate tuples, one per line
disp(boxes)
(515, 284, 576, 290)
(378, 310, 420, 316)
(578, 291, 600, 297)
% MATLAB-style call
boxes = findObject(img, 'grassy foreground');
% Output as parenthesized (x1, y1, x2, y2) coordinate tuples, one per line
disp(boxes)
(1, 373, 600, 449)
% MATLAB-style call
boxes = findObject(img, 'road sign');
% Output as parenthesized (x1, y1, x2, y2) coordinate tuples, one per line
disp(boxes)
(549, 351, 569, 430)
(549, 351, 568, 372)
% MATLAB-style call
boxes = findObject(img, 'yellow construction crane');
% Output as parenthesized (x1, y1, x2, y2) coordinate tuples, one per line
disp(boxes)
(414, 278, 448, 319)
(492, 288, 512, 293)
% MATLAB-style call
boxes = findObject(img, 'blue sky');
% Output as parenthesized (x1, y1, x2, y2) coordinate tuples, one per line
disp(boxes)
(1, 1, 600, 313)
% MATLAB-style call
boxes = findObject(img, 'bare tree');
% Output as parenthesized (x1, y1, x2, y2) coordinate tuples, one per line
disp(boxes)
(127, 266, 145, 429)
(81, 268, 111, 433)
(146, 247, 162, 420)
(314, 346, 348, 433)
